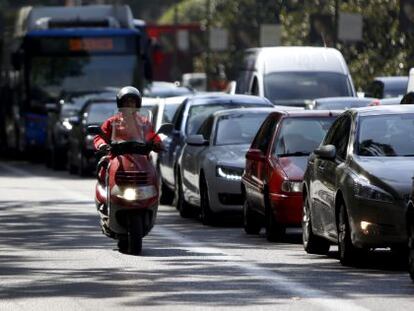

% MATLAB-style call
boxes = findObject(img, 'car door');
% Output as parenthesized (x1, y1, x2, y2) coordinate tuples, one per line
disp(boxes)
(160, 100, 186, 187)
(313, 115, 351, 238)
(182, 116, 214, 204)
(246, 116, 277, 214)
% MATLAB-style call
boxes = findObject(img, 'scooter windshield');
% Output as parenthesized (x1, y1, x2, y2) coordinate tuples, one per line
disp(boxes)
(110, 108, 153, 144)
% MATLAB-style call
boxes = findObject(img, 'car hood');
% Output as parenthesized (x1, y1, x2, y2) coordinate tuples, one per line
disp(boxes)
(352, 156, 414, 199)
(209, 144, 249, 168)
(277, 156, 308, 180)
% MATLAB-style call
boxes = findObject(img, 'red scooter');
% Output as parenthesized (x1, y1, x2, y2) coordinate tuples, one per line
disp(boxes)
(88, 109, 172, 255)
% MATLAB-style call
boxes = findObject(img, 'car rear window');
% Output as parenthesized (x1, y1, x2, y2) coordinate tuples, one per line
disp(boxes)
(186, 102, 268, 135)
(214, 112, 268, 146)
(274, 117, 335, 157)
(86, 102, 116, 124)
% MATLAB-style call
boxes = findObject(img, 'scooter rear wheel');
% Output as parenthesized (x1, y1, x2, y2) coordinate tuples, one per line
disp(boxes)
(128, 214, 143, 255)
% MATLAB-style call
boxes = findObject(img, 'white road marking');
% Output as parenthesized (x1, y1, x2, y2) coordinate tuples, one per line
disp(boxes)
(0, 162, 371, 311)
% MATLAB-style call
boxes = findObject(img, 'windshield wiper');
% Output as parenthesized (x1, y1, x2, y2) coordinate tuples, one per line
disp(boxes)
(277, 151, 310, 157)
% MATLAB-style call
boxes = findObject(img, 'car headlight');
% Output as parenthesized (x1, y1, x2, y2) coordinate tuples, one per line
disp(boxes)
(354, 178, 393, 203)
(111, 185, 157, 201)
(281, 180, 303, 193)
(216, 166, 243, 181)
(61, 119, 73, 131)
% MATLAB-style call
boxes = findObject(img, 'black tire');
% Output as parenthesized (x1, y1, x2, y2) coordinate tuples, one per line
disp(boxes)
(302, 195, 330, 254)
(50, 146, 65, 170)
(200, 178, 215, 226)
(78, 151, 89, 177)
(243, 200, 261, 235)
(265, 194, 285, 242)
(128, 214, 143, 255)
(408, 218, 414, 282)
(68, 151, 77, 175)
(338, 202, 361, 266)
(160, 180, 174, 205)
(176, 174, 193, 218)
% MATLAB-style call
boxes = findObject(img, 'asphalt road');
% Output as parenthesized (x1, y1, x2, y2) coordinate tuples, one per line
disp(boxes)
(0, 160, 413, 311)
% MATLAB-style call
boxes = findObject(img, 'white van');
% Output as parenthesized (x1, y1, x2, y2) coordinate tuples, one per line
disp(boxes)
(235, 46, 356, 107)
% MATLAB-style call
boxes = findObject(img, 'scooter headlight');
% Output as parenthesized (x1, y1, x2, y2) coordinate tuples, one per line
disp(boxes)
(112, 185, 157, 201)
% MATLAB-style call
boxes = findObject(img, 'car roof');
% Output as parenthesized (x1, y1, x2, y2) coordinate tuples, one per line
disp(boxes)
(268, 110, 342, 118)
(314, 96, 374, 104)
(374, 76, 408, 83)
(246, 46, 349, 75)
(211, 107, 278, 118)
(350, 104, 414, 116)
(187, 93, 272, 106)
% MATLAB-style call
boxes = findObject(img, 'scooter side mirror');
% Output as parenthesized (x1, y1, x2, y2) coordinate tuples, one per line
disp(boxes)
(157, 123, 174, 136)
(87, 125, 102, 136)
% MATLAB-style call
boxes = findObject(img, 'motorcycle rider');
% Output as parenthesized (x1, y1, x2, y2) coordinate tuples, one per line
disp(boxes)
(93, 86, 162, 152)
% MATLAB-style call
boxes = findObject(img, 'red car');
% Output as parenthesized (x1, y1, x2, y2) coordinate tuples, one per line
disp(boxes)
(242, 110, 339, 241)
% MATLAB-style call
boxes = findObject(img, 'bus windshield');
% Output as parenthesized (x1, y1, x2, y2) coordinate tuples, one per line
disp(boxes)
(29, 55, 139, 103)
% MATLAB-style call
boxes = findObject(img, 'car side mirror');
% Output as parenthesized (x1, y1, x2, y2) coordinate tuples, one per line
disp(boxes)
(186, 134, 208, 146)
(46, 103, 59, 113)
(246, 148, 265, 161)
(314, 145, 336, 160)
(87, 125, 102, 135)
(157, 123, 174, 136)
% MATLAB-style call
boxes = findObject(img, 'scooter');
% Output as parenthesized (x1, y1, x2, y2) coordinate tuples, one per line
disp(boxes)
(88, 110, 173, 255)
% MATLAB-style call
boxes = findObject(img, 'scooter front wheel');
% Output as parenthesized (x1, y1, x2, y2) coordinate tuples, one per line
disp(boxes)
(128, 214, 143, 255)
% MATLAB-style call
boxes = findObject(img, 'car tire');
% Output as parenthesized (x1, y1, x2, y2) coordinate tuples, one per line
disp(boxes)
(243, 200, 261, 235)
(67, 151, 77, 175)
(408, 217, 414, 282)
(51, 145, 65, 170)
(176, 173, 193, 218)
(78, 151, 89, 177)
(200, 177, 215, 226)
(265, 194, 285, 242)
(302, 195, 330, 254)
(338, 202, 361, 266)
(159, 177, 175, 205)
(117, 238, 128, 253)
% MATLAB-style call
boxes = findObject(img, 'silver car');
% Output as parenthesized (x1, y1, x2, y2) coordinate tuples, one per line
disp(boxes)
(178, 108, 275, 225)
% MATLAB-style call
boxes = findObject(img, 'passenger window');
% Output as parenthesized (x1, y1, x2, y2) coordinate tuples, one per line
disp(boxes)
(251, 117, 276, 154)
(197, 116, 214, 140)
(251, 77, 259, 96)
(325, 115, 351, 160)
(172, 101, 186, 131)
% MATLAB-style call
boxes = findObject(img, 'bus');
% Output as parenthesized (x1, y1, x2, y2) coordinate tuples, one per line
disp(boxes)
(1, 5, 150, 157)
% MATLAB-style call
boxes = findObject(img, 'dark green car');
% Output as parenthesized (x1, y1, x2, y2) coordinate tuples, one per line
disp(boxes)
(303, 105, 414, 266)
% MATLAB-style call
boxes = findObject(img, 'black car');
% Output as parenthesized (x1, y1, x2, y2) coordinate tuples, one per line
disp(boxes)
(46, 89, 117, 169)
(67, 99, 117, 176)
(158, 94, 273, 205)
(408, 183, 414, 282)
(365, 76, 408, 99)
(302, 105, 414, 266)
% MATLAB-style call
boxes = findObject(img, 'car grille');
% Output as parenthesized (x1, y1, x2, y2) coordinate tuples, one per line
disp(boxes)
(115, 171, 149, 186)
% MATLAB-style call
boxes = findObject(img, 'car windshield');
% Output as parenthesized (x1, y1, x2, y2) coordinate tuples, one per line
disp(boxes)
(274, 117, 335, 157)
(162, 103, 181, 123)
(357, 113, 414, 157)
(30, 55, 139, 103)
(264, 72, 351, 103)
(86, 102, 117, 124)
(186, 103, 267, 135)
(215, 113, 268, 146)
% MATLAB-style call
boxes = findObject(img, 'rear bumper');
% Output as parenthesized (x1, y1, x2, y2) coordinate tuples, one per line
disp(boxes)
(269, 192, 302, 225)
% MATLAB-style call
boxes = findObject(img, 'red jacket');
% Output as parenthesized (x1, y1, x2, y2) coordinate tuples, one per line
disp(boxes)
(93, 113, 161, 150)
